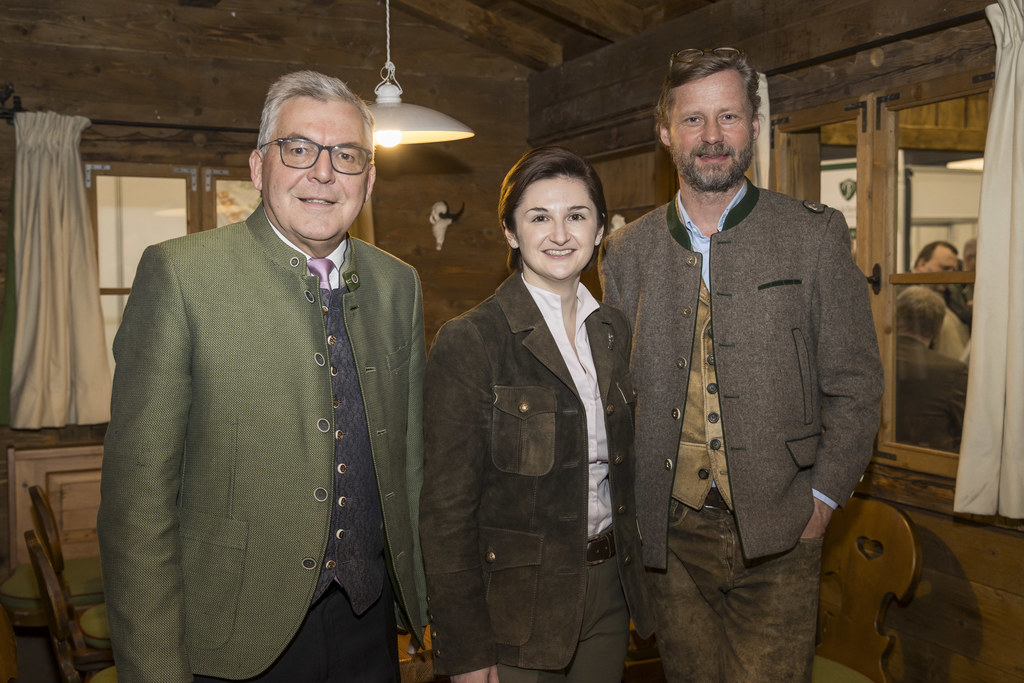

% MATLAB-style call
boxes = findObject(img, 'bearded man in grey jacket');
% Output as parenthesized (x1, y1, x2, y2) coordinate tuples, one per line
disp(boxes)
(599, 48, 883, 681)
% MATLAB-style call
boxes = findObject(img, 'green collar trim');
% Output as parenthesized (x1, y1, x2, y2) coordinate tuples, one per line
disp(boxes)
(668, 179, 761, 248)
(667, 200, 691, 250)
(723, 179, 759, 231)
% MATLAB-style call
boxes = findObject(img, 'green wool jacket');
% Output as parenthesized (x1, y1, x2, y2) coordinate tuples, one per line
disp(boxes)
(98, 206, 427, 681)
(600, 182, 884, 565)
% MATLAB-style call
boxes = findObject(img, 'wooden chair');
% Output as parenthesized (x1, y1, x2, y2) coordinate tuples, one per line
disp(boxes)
(0, 602, 16, 683)
(1, 486, 104, 627)
(24, 530, 113, 683)
(814, 497, 923, 683)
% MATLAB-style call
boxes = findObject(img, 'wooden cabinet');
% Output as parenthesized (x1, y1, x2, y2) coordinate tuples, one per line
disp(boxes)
(7, 445, 103, 568)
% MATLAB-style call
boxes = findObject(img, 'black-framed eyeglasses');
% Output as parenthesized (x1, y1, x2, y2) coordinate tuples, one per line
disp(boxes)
(670, 47, 743, 65)
(261, 137, 372, 175)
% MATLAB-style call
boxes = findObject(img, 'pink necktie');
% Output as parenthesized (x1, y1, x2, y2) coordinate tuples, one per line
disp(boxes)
(308, 258, 334, 291)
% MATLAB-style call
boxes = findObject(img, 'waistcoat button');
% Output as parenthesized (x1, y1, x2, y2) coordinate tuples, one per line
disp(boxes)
(710, 438, 722, 450)
(698, 468, 710, 480)
(313, 487, 328, 502)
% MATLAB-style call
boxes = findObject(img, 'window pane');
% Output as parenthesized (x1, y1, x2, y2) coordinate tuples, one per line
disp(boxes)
(893, 284, 969, 453)
(214, 179, 261, 227)
(97, 176, 188, 288)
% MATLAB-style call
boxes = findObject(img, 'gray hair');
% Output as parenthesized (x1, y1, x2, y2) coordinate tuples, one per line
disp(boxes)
(897, 286, 947, 341)
(257, 71, 374, 150)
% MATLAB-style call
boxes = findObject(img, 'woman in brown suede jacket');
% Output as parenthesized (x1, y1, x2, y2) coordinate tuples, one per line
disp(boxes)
(419, 147, 653, 683)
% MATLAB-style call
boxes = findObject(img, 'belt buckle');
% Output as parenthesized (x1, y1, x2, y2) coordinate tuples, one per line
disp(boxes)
(586, 530, 615, 565)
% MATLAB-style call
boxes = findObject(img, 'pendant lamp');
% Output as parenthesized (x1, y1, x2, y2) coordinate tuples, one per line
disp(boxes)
(368, 0, 475, 147)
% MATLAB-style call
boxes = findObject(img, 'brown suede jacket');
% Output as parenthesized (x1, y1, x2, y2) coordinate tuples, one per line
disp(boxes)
(419, 274, 654, 675)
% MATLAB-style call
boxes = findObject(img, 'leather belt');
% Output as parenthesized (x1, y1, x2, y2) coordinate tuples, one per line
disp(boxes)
(586, 529, 616, 565)
(703, 486, 731, 511)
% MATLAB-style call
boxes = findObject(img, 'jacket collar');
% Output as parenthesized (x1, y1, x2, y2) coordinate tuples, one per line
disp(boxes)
(246, 203, 361, 292)
(667, 178, 760, 249)
(495, 274, 616, 402)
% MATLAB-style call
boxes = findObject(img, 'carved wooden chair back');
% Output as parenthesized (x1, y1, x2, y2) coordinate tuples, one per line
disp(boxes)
(816, 497, 923, 683)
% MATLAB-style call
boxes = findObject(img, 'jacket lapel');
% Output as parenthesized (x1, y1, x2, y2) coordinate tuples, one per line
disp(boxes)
(495, 275, 577, 396)
(585, 308, 616, 407)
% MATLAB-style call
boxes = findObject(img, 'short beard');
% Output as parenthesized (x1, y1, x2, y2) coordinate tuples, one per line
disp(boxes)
(675, 137, 754, 194)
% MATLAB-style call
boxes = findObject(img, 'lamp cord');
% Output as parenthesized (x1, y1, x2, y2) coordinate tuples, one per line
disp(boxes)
(376, 0, 402, 96)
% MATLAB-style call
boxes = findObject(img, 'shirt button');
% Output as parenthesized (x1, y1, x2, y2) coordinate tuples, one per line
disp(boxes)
(336, 429, 344, 440)
(686, 255, 697, 266)
(671, 408, 681, 420)
(676, 357, 687, 369)
(485, 551, 496, 563)
(338, 463, 347, 474)
(301, 558, 316, 570)
(707, 354, 715, 366)
(698, 468, 710, 480)
(708, 412, 720, 423)
(617, 504, 627, 515)
(322, 305, 329, 315)
(518, 402, 530, 413)
(665, 459, 673, 470)
(624, 555, 632, 566)
(710, 438, 722, 450)
(605, 404, 615, 415)
(707, 383, 718, 394)
(613, 454, 624, 465)
(338, 496, 347, 507)
(313, 487, 328, 502)
(681, 306, 693, 317)
(325, 560, 337, 569)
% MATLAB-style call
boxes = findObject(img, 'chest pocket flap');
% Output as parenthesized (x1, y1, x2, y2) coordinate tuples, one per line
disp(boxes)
(492, 385, 557, 476)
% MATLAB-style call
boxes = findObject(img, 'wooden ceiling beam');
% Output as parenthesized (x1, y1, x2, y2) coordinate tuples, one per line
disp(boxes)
(524, 0, 644, 41)
(394, 0, 562, 70)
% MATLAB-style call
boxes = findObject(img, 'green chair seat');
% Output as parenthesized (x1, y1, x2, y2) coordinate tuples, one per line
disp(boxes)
(86, 665, 117, 682)
(78, 602, 111, 650)
(1, 555, 104, 611)
(812, 655, 874, 682)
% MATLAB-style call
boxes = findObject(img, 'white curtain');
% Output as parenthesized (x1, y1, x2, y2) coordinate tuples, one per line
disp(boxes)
(10, 111, 111, 428)
(955, 0, 1024, 517)
(751, 73, 771, 188)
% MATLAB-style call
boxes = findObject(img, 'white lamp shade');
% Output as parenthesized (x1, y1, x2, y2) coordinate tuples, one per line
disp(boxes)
(368, 101, 475, 147)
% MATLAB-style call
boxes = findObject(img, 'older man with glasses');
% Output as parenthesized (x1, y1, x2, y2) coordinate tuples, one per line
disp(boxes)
(98, 70, 427, 682)
(599, 48, 883, 681)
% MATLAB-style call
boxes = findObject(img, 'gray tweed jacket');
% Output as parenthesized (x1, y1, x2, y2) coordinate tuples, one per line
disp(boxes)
(599, 181, 883, 565)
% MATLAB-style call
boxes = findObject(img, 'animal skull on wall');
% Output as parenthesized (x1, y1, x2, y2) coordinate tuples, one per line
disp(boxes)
(429, 200, 465, 250)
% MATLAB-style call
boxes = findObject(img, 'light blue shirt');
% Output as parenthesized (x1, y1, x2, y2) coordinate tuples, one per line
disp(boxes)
(675, 184, 746, 289)
(675, 185, 838, 511)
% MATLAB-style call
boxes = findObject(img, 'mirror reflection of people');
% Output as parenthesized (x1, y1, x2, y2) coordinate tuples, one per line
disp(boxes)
(420, 147, 654, 683)
(599, 47, 883, 681)
(896, 286, 968, 452)
(912, 240, 970, 359)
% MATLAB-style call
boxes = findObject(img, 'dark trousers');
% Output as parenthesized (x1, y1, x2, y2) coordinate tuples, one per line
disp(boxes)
(649, 499, 822, 682)
(496, 556, 631, 683)
(194, 580, 400, 683)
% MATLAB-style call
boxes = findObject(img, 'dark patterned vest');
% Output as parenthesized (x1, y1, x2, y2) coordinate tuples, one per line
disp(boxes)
(312, 285, 386, 614)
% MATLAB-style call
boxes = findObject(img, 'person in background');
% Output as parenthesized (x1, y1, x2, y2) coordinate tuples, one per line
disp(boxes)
(98, 70, 427, 682)
(600, 47, 883, 681)
(420, 146, 653, 683)
(895, 286, 968, 452)
(912, 240, 970, 359)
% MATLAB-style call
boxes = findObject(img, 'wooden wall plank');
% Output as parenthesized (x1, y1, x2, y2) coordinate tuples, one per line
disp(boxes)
(529, 0, 989, 142)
